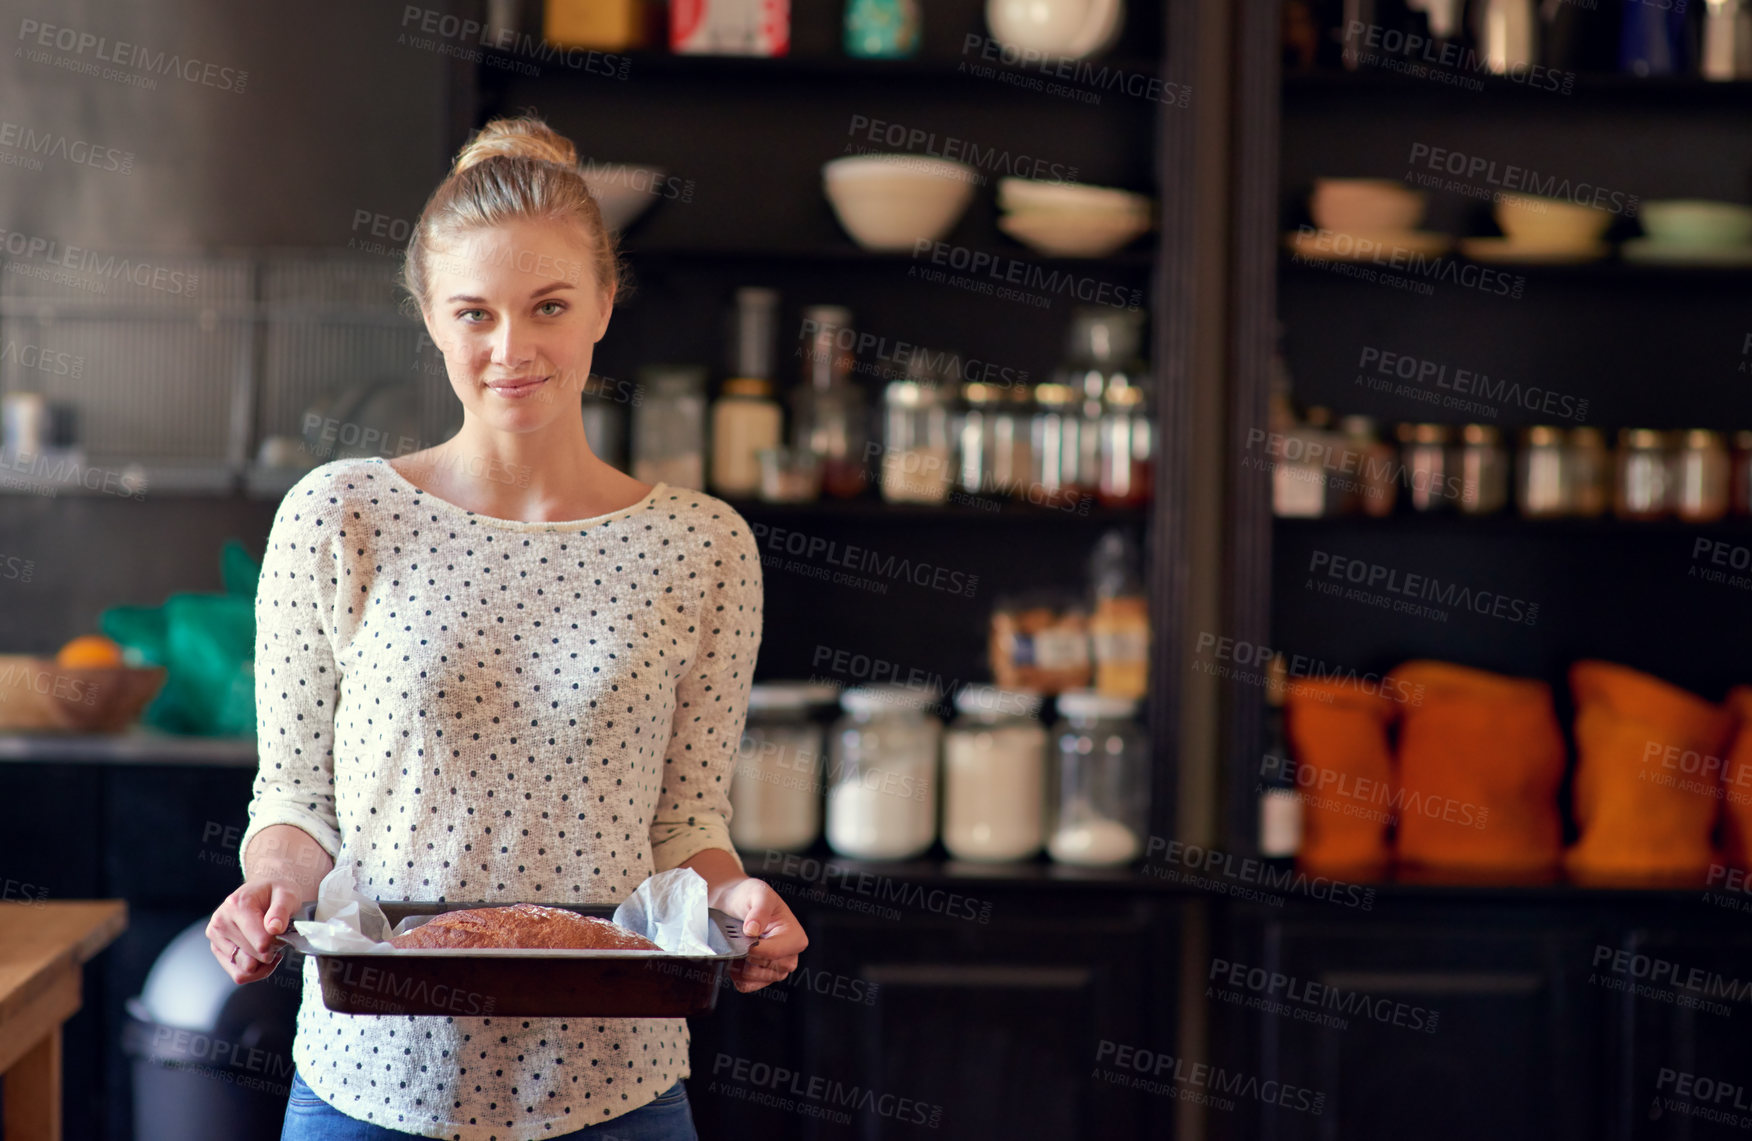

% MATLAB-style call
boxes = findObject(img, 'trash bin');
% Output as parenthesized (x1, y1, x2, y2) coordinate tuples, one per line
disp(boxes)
(121, 919, 303, 1141)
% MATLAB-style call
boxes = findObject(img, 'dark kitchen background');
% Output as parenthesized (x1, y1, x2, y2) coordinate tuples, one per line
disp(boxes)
(1, 0, 1751, 1137)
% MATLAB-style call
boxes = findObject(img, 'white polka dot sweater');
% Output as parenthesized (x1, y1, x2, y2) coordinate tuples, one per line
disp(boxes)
(239, 456, 763, 1140)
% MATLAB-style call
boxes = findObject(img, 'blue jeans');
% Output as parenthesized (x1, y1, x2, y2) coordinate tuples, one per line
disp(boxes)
(281, 1070, 698, 1141)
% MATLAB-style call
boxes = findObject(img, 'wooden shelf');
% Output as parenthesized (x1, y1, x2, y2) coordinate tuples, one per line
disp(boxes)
(624, 243, 1158, 268)
(1275, 512, 1752, 535)
(727, 494, 1148, 523)
(485, 46, 1162, 85)
(1283, 66, 1752, 102)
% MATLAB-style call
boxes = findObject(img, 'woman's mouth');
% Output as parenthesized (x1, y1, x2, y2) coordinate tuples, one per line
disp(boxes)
(487, 376, 548, 399)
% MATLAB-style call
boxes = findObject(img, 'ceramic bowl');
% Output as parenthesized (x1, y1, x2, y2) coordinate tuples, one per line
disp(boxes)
(1639, 199, 1752, 247)
(1309, 179, 1427, 234)
(1494, 194, 1613, 246)
(823, 155, 979, 250)
(997, 177, 1152, 220)
(579, 165, 669, 232)
(998, 210, 1151, 257)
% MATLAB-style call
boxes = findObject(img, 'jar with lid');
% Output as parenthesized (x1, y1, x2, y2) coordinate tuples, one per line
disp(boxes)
(942, 685, 1047, 862)
(711, 377, 782, 496)
(1097, 379, 1153, 508)
(1616, 428, 1672, 520)
(1566, 426, 1610, 517)
(881, 371, 953, 504)
(954, 382, 1007, 498)
(1338, 415, 1397, 517)
(1397, 423, 1454, 512)
(827, 684, 942, 860)
(730, 682, 840, 854)
(1456, 424, 1508, 515)
(1517, 426, 1569, 517)
(632, 365, 707, 490)
(1734, 430, 1752, 516)
(1674, 429, 1730, 522)
(1047, 690, 1148, 867)
(791, 304, 869, 499)
(1031, 382, 1092, 505)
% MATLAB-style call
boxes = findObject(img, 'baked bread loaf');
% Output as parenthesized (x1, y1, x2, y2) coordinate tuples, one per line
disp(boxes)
(390, 904, 661, 951)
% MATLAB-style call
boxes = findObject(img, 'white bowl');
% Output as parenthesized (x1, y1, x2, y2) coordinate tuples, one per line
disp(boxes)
(822, 155, 978, 250)
(1640, 199, 1752, 246)
(986, 0, 1096, 56)
(997, 177, 1152, 220)
(580, 164, 669, 232)
(998, 210, 1151, 257)
(1494, 194, 1613, 246)
(1310, 179, 1426, 234)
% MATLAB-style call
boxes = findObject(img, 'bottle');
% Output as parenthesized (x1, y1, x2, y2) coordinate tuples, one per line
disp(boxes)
(791, 304, 869, 499)
(1088, 529, 1149, 700)
(1257, 654, 1303, 860)
(711, 288, 783, 496)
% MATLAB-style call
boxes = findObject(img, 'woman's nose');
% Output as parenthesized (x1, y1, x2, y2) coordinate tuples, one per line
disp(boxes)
(490, 317, 536, 367)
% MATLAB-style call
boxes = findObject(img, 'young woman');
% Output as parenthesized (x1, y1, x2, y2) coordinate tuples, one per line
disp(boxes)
(205, 115, 806, 1141)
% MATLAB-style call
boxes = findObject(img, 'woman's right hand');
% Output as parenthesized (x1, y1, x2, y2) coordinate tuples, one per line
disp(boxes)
(206, 876, 302, 984)
(207, 824, 334, 984)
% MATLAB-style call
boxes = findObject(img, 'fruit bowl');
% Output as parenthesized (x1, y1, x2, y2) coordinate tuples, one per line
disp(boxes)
(0, 655, 167, 732)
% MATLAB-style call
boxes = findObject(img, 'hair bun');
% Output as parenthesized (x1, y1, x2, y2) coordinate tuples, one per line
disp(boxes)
(454, 115, 579, 173)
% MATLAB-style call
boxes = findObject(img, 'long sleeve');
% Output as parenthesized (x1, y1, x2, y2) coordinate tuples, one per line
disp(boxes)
(239, 483, 345, 874)
(648, 509, 763, 874)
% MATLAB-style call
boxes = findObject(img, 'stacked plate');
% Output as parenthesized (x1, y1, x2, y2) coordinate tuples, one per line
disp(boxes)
(1289, 178, 1450, 260)
(997, 177, 1153, 258)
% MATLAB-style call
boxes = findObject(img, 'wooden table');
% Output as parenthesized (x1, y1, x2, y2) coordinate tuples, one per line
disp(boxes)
(0, 901, 128, 1141)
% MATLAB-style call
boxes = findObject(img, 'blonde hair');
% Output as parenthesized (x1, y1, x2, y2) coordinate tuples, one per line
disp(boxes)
(403, 114, 624, 309)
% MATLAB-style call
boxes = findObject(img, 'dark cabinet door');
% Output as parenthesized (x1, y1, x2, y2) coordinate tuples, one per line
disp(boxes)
(1611, 925, 1752, 1141)
(752, 897, 1177, 1141)
(1215, 910, 1604, 1141)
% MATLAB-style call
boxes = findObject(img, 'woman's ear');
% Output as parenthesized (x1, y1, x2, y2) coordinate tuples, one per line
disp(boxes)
(593, 288, 615, 344)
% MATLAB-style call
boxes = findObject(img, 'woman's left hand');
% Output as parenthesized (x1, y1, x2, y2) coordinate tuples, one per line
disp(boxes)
(714, 876, 807, 993)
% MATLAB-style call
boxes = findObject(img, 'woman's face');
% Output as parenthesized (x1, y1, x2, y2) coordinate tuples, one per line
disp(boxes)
(420, 218, 612, 432)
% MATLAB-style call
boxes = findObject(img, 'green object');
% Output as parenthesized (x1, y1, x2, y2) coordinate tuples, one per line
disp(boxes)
(99, 538, 261, 737)
(844, 0, 919, 58)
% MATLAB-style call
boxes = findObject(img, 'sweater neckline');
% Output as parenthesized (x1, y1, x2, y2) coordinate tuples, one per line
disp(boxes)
(368, 456, 667, 530)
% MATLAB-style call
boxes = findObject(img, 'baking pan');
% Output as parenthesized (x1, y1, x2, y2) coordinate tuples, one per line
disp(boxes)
(275, 900, 756, 1018)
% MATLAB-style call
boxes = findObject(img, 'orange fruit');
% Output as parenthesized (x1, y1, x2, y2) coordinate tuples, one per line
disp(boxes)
(57, 635, 124, 669)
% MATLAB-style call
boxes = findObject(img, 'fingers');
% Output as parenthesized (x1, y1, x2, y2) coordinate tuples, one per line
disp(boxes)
(731, 955, 798, 993)
(264, 881, 302, 939)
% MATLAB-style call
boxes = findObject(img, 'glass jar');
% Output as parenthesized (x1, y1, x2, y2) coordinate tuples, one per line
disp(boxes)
(1031, 382, 1093, 505)
(757, 445, 822, 503)
(1734, 430, 1752, 516)
(954, 382, 1006, 497)
(632, 365, 706, 490)
(1097, 380, 1153, 508)
(792, 304, 869, 499)
(1566, 426, 1610, 518)
(880, 378, 953, 503)
(1047, 690, 1148, 867)
(827, 684, 942, 860)
(1456, 424, 1508, 515)
(729, 682, 839, 854)
(942, 685, 1047, 862)
(710, 376, 783, 497)
(1397, 422, 1454, 512)
(1674, 429, 1730, 522)
(1517, 426, 1569, 517)
(1339, 414, 1397, 517)
(1616, 428, 1672, 520)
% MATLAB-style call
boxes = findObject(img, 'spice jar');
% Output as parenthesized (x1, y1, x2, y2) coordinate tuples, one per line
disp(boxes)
(826, 684, 942, 860)
(1047, 690, 1148, 867)
(1097, 380, 1153, 508)
(989, 594, 1092, 695)
(1397, 423, 1455, 512)
(954, 382, 1007, 497)
(1517, 426, 1569, 517)
(1674, 429, 1730, 522)
(730, 682, 839, 854)
(1339, 414, 1397, 517)
(710, 377, 782, 496)
(1566, 426, 1610, 518)
(792, 304, 869, 499)
(632, 365, 707, 490)
(1031, 382, 1092, 506)
(1733, 430, 1752, 516)
(881, 377, 953, 504)
(1456, 425, 1508, 514)
(1616, 428, 1672, 520)
(942, 685, 1047, 862)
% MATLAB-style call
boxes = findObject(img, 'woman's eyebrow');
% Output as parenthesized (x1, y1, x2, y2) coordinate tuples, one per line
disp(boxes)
(443, 281, 576, 305)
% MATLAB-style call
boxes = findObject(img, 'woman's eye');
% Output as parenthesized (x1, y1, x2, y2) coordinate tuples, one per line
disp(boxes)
(537, 300, 566, 316)
(457, 309, 488, 323)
